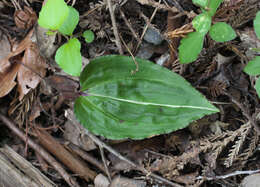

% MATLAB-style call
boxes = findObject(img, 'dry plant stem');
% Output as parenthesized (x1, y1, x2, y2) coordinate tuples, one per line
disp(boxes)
(107, 0, 123, 54)
(197, 169, 260, 180)
(119, 8, 141, 43)
(136, 2, 160, 52)
(99, 146, 112, 181)
(0, 113, 80, 187)
(119, 34, 139, 73)
(35, 128, 97, 181)
(85, 130, 182, 187)
(61, 141, 106, 173)
(225, 92, 260, 135)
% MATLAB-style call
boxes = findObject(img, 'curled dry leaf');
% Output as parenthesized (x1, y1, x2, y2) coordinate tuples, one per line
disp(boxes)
(14, 6, 37, 30)
(0, 29, 47, 99)
(18, 42, 46, 100)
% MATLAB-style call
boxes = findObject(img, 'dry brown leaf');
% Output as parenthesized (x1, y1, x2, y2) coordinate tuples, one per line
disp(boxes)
(0, 63, 20, 97)
(14, 6, 37, 30)
(17, 42, 46, 100)
(0, 31, 12, 73)
(0, 29, 47, 99)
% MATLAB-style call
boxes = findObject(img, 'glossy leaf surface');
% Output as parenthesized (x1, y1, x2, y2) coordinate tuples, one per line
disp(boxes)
(254, 11, 260, 39)
(58, 6, 79, 35)
(55, 38, 82, 76)
(74, 55, 219, 139)
(178, 32, 205, 64)
(244, 56, 260, 76)
(209, 22, 236, 42)
(38, 0, 69, 30)
(192, 13, 211, 34)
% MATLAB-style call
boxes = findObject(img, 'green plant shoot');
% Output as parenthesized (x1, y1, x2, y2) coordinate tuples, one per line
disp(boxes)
(243, 11, 260, 97)
(179, 0, 237, 64)
(38, 0, 95, 76)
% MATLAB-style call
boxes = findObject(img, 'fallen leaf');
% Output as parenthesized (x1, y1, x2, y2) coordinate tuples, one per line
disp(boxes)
(0, 63, 20, 97)
(14, 6, 37, 30)
(17, 42, 46, 100)
(0, 31, 11, 73)
(0, 29, 47, 99)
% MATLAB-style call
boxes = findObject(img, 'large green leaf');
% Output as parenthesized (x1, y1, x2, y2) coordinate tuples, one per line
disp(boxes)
(58, 6, 79, 35)
(207, 0, 223, 17)
(192, 13, 212, 34)
(244, 56, 260, 76)
(209, 22, 236, 42)
(178, 32, 205, 64)
(55, 38, 82, 76)
(254, 11, 260, 39)
(38, 0, 69, 30)
(74, 55, 219, 139)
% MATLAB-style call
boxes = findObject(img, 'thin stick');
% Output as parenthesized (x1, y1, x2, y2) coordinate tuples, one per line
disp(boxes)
(119, 8, 141, 43)
(0, 113, 80, 187)
(224, 92, 260, 135)
(197, 169, 260, 180)
(107, 0, 123, 54)
(119, 34, 139, 73)
(98, 146, 112, 181)
(85, 131, 182, 187)
(135, 1, 161, 52)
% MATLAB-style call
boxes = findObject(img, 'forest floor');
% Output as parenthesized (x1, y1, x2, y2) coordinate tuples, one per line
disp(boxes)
(0, 0, 260, 186)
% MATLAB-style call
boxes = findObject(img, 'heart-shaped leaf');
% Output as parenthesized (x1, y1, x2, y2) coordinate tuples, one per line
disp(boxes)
(74, 55, 219, 139)
(254, 11, 260, 39)
(38, 0, 69, 30)
(244, 56, 260, 76)
(209, 22, 236, 42)
(178, 32, 205, 64)
(58, 6, 79, 36)
(192, 13, 212, 34)
(83, 30, 95, 43)
(55, 38, 82, 76)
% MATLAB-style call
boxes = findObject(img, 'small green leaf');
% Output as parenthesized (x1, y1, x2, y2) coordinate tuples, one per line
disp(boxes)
(83, 30, 95, 43)
(75, 55, 219, 139)
(192, 0, 208, 9)
(209, 22, 236, 42)
(178, 32, 205, 64)
(55, 38, 82, 76)
(255, 77, 260, 98)
(58, 6, 79, 35)
(38, 0, 69, 30)
(254, 11, 260, 39)
(244, 56, 260, 76)
(192, 13, 212, 34)
(208, 0, 223, 17)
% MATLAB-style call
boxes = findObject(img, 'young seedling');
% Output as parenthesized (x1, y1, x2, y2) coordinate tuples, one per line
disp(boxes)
(178, 0, 237, 64)
(38, 0, 94, 76)
(243, 11, 260, 97)
(38, 0, 219, 139)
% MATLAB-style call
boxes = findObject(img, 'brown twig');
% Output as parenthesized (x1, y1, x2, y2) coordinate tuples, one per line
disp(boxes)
(119, 8, 141, 43)
(0, 113, 80, 187)
(107, 0, 123, 54)
(135, 1, 160, 52)
(224, 92, 260, 135)
(85, 131, 182, 187)
(60, 140, 106, 173)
